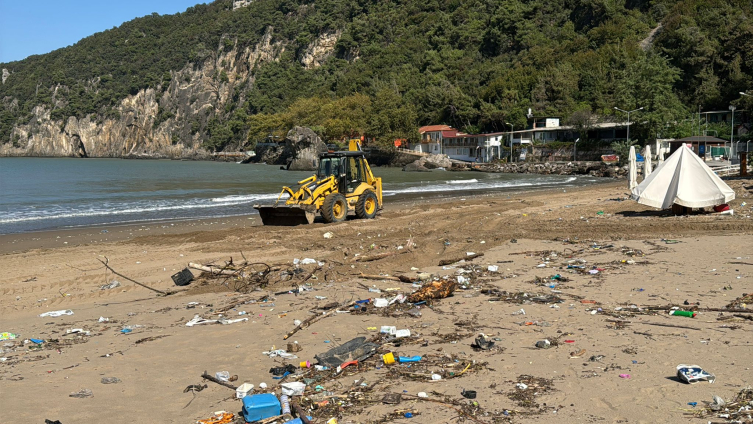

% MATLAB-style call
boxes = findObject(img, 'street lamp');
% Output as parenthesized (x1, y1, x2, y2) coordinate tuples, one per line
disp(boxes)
(573, 138, 580, 161)
(613, 106, 643, 144)
(729, 105, 736, 161)
(505, 122, 514, 163)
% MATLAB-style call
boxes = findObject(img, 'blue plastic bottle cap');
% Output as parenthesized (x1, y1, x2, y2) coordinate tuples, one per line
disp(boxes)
(404, 413, 413, 418)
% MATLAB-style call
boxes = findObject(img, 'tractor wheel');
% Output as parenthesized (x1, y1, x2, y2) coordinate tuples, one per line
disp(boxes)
(355, 190, 378, 220)
(322, 193, 348, 223)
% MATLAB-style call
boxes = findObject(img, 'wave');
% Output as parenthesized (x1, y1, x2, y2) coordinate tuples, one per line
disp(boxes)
(384, 176, 577, 196)
(446, 179, 478, 184)
(0, 192, 280, 224)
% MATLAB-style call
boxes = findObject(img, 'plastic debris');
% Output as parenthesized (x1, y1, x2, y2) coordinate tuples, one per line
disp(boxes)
(101, 377, 121, 384)
(69, 389, 93, 398)
(676, 364, 715, 384)
(39, 310, 74, 317)
(0, 332, 18, 340)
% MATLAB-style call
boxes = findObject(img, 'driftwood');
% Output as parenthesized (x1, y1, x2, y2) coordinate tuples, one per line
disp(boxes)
(438, 253, 484, 266)
(358, 273, 414, 283)
(290, 401, 312, 424)
(201, 370, 237, 390)
(283, 301, 357, 340)
(189, 262, 239, 276)
(354, 251, 406, 262)
(641, 322, 701, 331)
(98, 258, 168, 296)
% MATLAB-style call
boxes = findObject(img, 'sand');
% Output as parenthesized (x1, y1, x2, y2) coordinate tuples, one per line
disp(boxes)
(1, 179, 752, 424)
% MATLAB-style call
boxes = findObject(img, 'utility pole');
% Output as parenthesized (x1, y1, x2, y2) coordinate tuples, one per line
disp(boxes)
(505, 122, 514, 163)
(729, 104, 736, 161)
(613, 106, 643, 144)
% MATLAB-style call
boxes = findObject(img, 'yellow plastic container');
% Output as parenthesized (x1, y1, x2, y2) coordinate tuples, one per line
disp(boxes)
(382, 352, 395, 365)
(300, 361, 311, 368)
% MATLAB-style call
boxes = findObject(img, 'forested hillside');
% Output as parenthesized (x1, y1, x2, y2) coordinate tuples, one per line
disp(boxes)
(1, 0, 752, 156)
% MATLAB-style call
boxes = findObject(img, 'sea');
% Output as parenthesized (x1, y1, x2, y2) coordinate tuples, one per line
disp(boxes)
(0, 157, 604, 234)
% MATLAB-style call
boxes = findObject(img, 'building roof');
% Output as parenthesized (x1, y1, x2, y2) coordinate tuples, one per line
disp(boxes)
(419, 125, 452, 133)
(672, 136, 728, 143)
(441, 130, 462, 138)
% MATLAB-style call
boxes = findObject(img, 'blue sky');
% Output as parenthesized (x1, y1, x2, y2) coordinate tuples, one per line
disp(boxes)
(0, 1, 207, 63)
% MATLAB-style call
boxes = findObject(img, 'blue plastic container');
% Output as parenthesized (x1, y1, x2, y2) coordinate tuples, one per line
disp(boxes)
(242, 393, 281, 422)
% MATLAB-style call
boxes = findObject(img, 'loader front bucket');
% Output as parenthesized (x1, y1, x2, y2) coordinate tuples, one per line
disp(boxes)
(253, 204, 316, 226)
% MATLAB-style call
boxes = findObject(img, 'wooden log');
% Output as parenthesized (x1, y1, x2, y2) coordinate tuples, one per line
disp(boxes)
(438, 253, 484, 266)
(201, 370, 237, 390)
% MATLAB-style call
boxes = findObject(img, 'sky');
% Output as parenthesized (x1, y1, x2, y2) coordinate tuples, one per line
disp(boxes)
(0, 0, 208, 63)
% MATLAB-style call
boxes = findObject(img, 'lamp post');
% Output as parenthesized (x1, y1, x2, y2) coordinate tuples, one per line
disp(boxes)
(573, 138, 580, 162)
(729, 105, 736, 161)
(613, 106, 643, 144)
(505, 122, 514, 163)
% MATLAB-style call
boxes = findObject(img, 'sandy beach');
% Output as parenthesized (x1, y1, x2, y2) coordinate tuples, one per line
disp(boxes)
(2, 178, 753, 424)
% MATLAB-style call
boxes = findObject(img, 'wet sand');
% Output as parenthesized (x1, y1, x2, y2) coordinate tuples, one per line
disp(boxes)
(1, 178, 752, 424)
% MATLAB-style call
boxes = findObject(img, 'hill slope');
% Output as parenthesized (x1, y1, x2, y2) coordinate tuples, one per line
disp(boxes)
(1, 0, 752, 157)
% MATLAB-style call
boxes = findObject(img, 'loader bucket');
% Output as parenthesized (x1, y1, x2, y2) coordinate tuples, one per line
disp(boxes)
(253, 204, 316, 226)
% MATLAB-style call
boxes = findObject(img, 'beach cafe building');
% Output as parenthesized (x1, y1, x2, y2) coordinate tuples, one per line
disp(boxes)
(668, 136, 729, 160)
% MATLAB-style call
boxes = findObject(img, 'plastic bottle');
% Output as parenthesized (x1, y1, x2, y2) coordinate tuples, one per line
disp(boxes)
(281, 395, 291, 415)
(669, 310, 696, 318)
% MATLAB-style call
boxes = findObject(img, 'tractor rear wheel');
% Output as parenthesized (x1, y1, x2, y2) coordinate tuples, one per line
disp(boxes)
(322, 193, 347, 223)
(355, 190, 378, 219)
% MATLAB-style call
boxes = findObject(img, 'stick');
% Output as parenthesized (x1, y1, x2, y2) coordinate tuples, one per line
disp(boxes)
(290, 401, 312, 424)
(189, 262, 240, 276)
(641, 322, 701, 331)
(354, 251, 405, 262)
(299, 266, 321, 283)
(439, 253, 484, 266)
(283, 301, 356, 340)
(201, 371, 237, 390)
(98, 258, 168, 296)
(358, 273, 401, 282)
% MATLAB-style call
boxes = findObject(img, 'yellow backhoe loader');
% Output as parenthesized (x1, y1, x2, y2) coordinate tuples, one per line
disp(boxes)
(253, 140, 382, 225)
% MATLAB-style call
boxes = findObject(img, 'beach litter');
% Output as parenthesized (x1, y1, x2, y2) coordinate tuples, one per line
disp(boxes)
(69, 389, 93, 398)
(101, 377, 121, 384)
(100, 280, 121, 290)
(39, 310, 74, 317)
(676, 364, 715, 384)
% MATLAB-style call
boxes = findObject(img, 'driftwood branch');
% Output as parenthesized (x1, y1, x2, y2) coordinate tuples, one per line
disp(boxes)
(283, 301, 356, 340)
(353, 251, 406, 262)
(358, 273, 401, 282)
(189, 262, 239, 276)
(201, 370, 237, 390)
(98, 258, 168, 295)
(439, 253, 484, 266)
(291, 401, 312, 424)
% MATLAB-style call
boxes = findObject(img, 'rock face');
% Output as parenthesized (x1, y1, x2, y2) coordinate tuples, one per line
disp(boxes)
(402, 154, 452, 172)
(284, 126, 327, 171)
(1, 69, 8, 85)
(233, 0, 254, 10)
(300, 32, 341, 69)
(0, 28, 285, 159)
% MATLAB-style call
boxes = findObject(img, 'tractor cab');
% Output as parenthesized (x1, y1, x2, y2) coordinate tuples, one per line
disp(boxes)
(317, 151, 371, 194)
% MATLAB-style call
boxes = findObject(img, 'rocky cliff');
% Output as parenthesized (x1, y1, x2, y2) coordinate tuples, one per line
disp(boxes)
(0, 25, 339, 159)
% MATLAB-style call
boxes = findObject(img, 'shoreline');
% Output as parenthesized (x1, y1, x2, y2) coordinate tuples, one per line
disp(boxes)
(0, 178, 618, 254)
